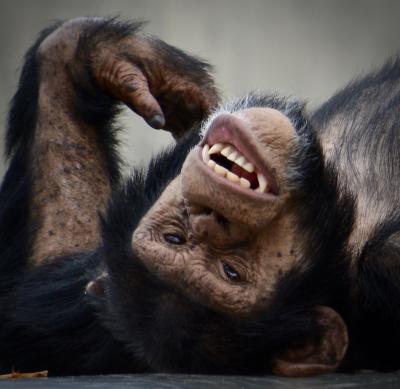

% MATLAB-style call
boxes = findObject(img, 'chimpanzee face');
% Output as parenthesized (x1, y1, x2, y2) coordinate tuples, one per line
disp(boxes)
(133, 105, 308, 316)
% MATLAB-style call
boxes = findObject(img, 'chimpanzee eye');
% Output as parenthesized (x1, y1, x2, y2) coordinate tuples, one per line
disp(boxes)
(163, 233, 186, 245)
(223, 263, 241, 282)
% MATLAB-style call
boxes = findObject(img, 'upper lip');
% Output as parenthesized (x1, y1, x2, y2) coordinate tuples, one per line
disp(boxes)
(200, 114, 279, 195)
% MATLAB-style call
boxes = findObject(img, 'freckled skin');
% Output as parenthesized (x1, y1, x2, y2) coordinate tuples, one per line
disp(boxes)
(30, 18, 218, 264)
(32, 21, 112, 262)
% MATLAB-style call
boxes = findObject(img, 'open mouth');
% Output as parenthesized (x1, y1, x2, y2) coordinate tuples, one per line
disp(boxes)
(200, 114, 278, 195)
(201, 143, 268, 192)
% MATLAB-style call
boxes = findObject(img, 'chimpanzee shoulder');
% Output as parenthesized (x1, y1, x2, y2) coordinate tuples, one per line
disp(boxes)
(312, 56, 400, 126)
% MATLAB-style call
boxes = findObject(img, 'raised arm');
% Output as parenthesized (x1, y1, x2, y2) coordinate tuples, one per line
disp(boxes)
(2, 17, 219, 265)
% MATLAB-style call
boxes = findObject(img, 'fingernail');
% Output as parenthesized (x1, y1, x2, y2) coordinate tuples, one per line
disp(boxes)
(148, 113, 165, 129)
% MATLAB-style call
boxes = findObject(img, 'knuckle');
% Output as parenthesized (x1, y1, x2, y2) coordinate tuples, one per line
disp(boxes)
(38, 19, 90, 63)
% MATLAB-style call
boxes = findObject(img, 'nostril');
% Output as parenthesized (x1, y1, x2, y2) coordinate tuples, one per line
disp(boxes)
(215, 212, 229, 229)
(185, 200, 248, 243)
(184, 200, 212, 216)
(187, 207, 253, 246)
(203, 207, 212, 216)
(187, 209, 230, 242)
(189, 213, 212, 240)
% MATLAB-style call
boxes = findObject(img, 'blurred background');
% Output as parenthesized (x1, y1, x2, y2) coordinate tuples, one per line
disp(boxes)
(0, 0, 399, 177)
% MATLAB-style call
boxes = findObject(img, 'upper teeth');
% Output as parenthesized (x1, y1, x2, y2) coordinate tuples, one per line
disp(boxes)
(201, 143, 268, 193)
(210, 144, 255, 173)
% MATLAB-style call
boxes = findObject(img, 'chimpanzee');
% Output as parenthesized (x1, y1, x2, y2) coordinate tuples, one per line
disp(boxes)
(0, 16, 399, 377)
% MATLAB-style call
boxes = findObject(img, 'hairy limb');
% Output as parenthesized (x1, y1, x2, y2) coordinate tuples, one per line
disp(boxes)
(4, 17, 218, 265)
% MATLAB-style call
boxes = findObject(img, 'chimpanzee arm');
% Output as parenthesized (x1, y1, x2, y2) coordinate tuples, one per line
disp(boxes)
(3, 17, 218, 265)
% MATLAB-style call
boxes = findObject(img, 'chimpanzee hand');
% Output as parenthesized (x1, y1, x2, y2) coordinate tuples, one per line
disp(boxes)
(25, 18, 219, 262)
(76, 18, 219, 138)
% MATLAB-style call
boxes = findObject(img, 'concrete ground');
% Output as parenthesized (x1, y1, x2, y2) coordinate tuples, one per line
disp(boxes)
(1, 372, 400, 388)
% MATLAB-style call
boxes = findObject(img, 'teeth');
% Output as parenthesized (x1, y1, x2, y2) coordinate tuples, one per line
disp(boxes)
(227, 171, 240, 183)
(202, 144, 210, 163)
(202, 142, 270, 194)
(208, 143, 224, 155)
(239, 177, 251, 189)
(207, 142, 254, 171)
(208, 160, 216, 169)
(243, 162, 255, 173)
(220, 146, 233, 157)
(214, 164, 229, 177)
(207, 156, 235, 180)
(235, 156, 246, 167)
(256, 173, 267, 193)
(227, 151, 238, 162)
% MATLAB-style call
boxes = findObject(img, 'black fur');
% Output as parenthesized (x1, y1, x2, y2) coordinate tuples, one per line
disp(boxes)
(0, 17, 399, 376)
(0, 252, 134, 375)
(311, 56, 400, 370)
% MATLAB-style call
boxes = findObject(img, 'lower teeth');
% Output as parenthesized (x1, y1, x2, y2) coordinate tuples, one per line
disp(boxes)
(207, 159, 252, 189)
(202, 144, 268, 193)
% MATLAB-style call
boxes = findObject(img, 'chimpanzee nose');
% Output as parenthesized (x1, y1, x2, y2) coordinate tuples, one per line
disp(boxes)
(185, 202, 253, 246)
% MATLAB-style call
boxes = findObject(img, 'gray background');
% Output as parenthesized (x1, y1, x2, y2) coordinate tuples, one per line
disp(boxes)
(0, 0, 399, 177)
(2, 372, 400, 388)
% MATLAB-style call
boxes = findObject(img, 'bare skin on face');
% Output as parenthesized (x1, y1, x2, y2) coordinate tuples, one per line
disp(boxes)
(133, 108, 304, 316)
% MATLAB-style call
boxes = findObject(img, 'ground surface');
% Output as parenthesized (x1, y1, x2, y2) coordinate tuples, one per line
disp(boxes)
(1, 372, 400, 388)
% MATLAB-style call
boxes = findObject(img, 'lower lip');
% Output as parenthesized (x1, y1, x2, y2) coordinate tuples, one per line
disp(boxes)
(202, 115, 278, 195)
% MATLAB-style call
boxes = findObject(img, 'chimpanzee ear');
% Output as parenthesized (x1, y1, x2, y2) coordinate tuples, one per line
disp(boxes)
(272, 306, 348, 377)
(85, 271, 109, 299)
